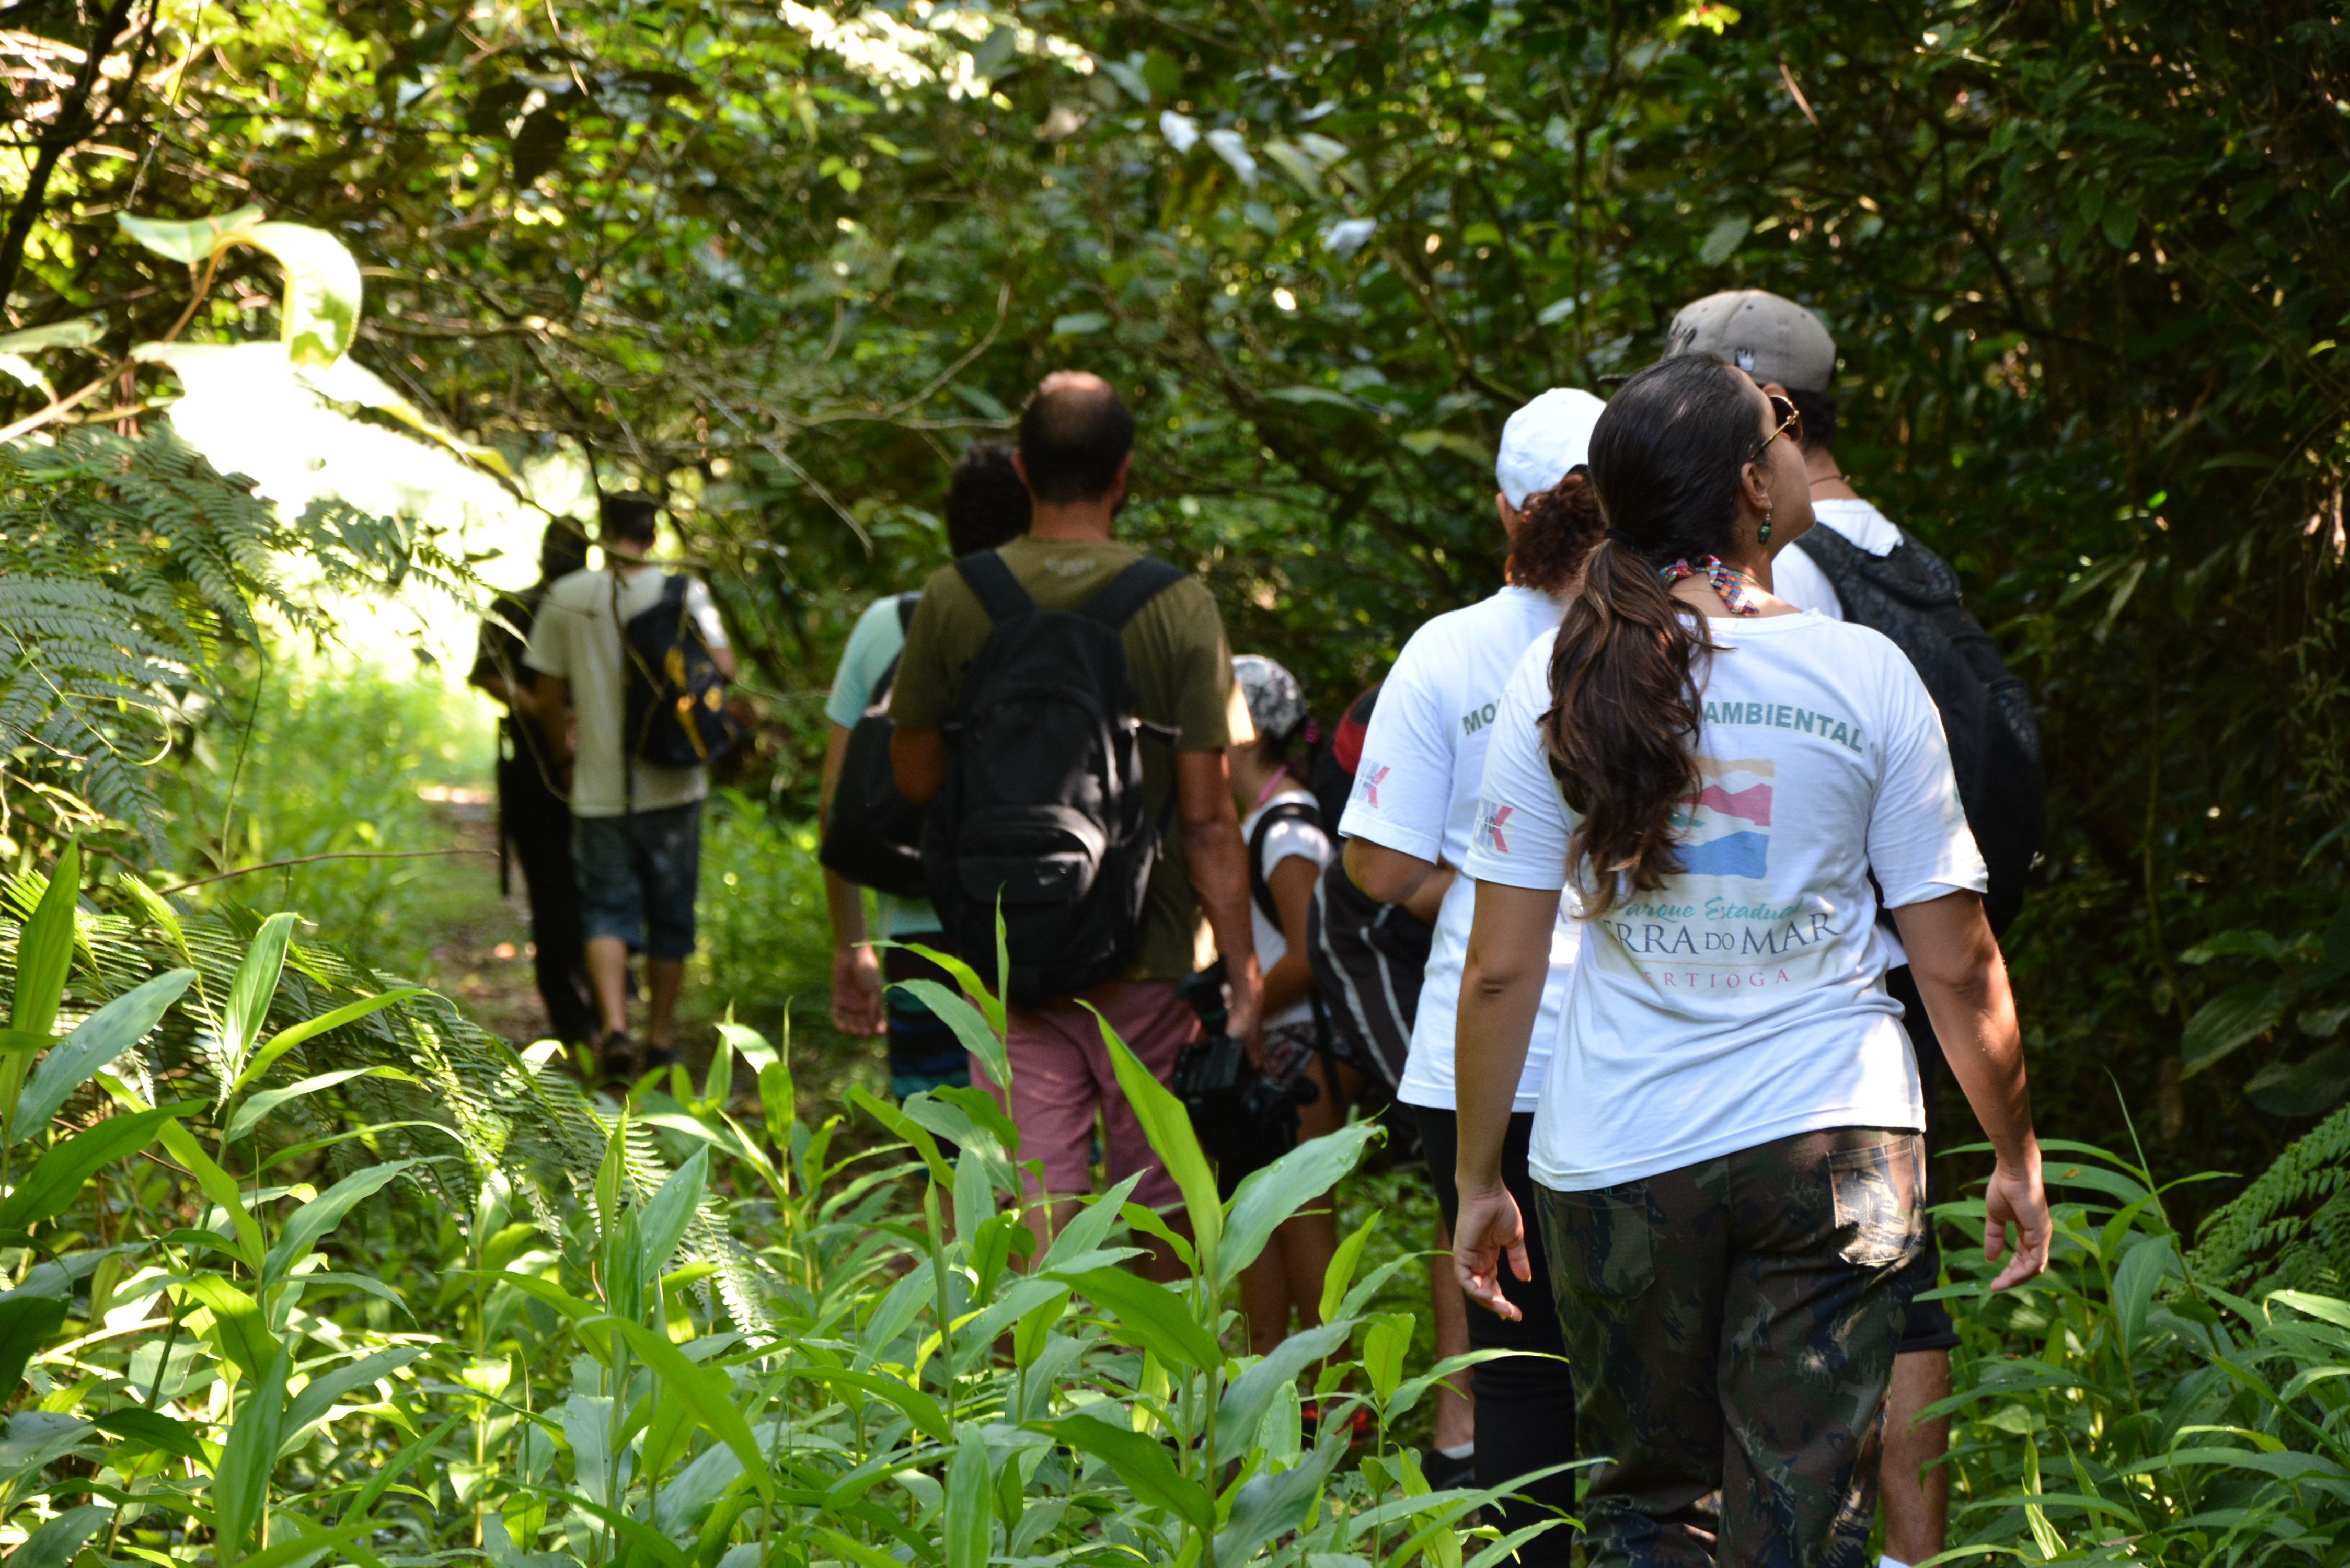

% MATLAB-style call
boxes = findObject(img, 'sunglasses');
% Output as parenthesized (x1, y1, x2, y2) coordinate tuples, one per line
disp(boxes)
(1747, 391, 1803, 464)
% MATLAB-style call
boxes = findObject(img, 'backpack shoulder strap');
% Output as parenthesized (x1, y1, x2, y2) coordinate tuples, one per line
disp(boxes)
(661, 573, 688, 607)
(895, 590, 920, 631)
(954, 550, 1034, 625)
(1081, 557, 1186, 629)
(1248, 799, 1323, 928)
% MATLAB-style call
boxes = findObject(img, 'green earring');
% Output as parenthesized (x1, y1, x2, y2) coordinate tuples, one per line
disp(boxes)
(1759, 505, 1773, 547)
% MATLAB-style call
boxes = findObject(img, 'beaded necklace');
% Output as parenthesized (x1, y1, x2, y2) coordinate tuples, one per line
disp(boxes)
(1660, 555, 1765, 617)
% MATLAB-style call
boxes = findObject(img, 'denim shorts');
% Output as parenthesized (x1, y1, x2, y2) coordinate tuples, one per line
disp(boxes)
(572, 800, 702, 960)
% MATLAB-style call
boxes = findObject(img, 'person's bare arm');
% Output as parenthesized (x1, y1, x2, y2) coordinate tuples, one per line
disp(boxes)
(714, 645, 738, 681)
(1178, 750, 1262, 1044)
(891, 728, 947, 806)
(1891, 889, 2049, 1291)
(1343, 838, 1456, 924)
(820, 721, 883, 1037)
(1262, 854, 1320, 1021)
(1344, 838, 1434, 906)
(1450, 879, 1560, 1320)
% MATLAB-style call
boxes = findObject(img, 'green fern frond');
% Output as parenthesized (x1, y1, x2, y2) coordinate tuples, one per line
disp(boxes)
(2189, 1101, 2350, 1297)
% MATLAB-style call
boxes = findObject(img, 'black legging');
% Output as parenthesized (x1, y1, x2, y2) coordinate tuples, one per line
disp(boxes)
(1414, 1105, 1577, 1564)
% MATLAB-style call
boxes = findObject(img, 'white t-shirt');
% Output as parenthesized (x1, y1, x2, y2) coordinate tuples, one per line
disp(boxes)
(1467, 612, 1987, 1191)
(1337, 585, 1578, 1112)
(1241, 786, 1335, 1030)
(1771, 497, 1903, 621)
(524, 566, 732, 819)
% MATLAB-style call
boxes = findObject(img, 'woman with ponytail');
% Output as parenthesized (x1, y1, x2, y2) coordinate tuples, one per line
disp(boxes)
(1450, 355, 2050, 1566)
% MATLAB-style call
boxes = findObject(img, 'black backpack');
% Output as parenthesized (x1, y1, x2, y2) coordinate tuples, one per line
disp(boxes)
(819, 593, 929, 897)
(619, 574, 738, 775)
(1791, 524, 2045, 935)
(920, 550, 1186, 1007)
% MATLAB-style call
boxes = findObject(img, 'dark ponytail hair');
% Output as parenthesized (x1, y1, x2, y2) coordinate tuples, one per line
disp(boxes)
(1541, 354, 1763, 911)
(1505, 469, 1605, 594)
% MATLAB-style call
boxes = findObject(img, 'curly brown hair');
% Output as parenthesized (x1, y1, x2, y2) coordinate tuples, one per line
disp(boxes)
(1504, 468, 1605, 594)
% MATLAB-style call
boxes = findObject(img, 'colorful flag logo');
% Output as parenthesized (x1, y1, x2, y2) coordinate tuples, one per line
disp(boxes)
(1673, 756, 1772, 879)
(1355, 764, 1391, 808)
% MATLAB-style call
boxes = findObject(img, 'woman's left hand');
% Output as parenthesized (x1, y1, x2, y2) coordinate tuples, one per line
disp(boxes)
(1452, 1181, 1530, 1321)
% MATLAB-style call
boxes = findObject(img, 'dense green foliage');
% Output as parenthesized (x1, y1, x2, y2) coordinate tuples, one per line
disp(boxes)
(7, 0, 2350, 1559)
(11, 0, 2347, 1185)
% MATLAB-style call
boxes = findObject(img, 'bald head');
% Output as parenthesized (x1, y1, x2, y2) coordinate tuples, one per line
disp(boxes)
(1019, 371, 1135, 504)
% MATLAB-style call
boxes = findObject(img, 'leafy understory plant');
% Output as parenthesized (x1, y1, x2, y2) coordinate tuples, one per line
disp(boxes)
(0, 864, 1571, 1568)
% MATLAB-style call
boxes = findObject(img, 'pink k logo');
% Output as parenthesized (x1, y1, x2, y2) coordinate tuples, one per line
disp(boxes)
(1488, 804, 1513, 854)
(1361, 765, 1391, 807)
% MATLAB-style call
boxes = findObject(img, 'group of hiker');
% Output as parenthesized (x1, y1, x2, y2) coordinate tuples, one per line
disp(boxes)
(472, 286, 2054, 1568)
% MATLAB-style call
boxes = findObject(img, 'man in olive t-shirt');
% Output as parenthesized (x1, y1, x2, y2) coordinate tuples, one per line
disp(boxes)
(890, 372, 1262, 1270)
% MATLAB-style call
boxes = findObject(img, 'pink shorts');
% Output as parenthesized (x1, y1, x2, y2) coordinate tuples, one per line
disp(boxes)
(970, 979, 1200, 1211)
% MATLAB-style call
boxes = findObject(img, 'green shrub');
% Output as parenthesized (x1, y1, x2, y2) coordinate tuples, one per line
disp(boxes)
(1936, 1142, 2350, 1563)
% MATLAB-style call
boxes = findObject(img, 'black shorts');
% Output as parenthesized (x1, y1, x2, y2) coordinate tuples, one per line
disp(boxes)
(1885, 964, 1959, 1356)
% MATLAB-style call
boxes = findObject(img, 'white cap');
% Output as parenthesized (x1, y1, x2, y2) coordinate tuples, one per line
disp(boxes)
(1495, 388, 1606, 509)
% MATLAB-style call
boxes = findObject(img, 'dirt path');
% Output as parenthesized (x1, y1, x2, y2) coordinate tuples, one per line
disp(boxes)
(411, 786, 562, 1046)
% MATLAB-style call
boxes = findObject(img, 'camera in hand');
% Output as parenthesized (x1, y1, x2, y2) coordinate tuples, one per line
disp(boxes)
(1172, 960, 1305, 1195)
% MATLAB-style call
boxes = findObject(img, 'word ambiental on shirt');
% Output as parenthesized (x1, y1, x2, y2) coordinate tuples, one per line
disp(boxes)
(1702, 698, 1865, 754)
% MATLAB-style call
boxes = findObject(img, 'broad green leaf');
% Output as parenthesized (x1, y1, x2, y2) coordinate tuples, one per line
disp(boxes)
(0, 320, 101, 355)
(942, 1426, 992, 1568)
(893, 938, 1006, 1034)
(788, 1365, 950, 1445)
(1035, 1172, 1144, 1273)
(160, 1121, 264, 1266)
(180, 1274, 274, 1381)
(1092, 1009, 1220, 1273)
(890, 979, 1009, 1092)
(849, 1086, 953, 1187)
(603, 1318, 769, 1496)
(14, 970, 197, 1142)
(263, 1158, 419, 1282)
(226, 1066, 416, 1141)
(2181, 979, 2288, 1077)
(9, 844, 80, 1045)
(638, 1146, 708, 1281)
(220, 913, 297, 1081)
(1699, 214, 1752, 264)
(1214, 1429, 1351, 1563)
(2243, 1042, 2350, 1118)
(214, 1339, 291, 1561)
(0, 1294, 66, 1394)
(94, 1407, 210, 1464)
(1362, 1311, 1412, 1402)
(1319, 1209, 1380, 1325)
(1217, 1320, 1353, 1457)
(1223, 1120, 1379, 1277)
(278, 1344, 430, 1453)
(242, 223, 362, 365)
(1059, 1266, 1220, 1371)
(1034, 1413, 1215, 1532)
(234, 988, 425, 1092)
(6, 1504, 111, 1568)
(594, 1106, 628, 1238)
(115, 203, 265, 263)
(0, 1101, 192, 1230)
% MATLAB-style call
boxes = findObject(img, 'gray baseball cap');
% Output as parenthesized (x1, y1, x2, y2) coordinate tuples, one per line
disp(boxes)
(1665, 290, 1837, 392)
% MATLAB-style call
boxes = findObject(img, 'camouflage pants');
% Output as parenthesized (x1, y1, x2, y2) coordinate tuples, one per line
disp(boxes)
(1534, 1127, 1925, 1568)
